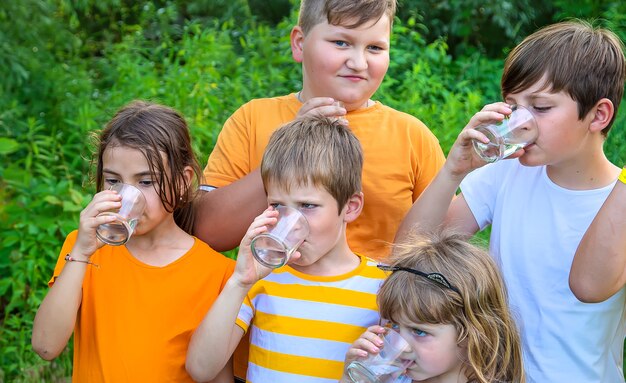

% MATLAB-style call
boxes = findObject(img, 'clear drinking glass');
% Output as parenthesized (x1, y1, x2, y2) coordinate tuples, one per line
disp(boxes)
(346, 329, 412, 383)
(95, 183, 146, 246)
(472, 104, 538, 163)
(250, 206, 309, 268)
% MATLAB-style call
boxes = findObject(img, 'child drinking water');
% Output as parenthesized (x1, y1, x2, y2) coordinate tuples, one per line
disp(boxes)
(342, 231, 525, 383)
(31, 100, 235, 382)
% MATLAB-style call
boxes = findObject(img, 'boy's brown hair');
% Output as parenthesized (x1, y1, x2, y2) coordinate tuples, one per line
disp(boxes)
(501, 19, 626, 135)
(261, 115, 363, 214)
(378, 230, 525, 383)
(298, 0, 397, 35)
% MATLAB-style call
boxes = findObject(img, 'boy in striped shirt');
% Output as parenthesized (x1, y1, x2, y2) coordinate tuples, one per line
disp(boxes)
(187, 115, 387, 383)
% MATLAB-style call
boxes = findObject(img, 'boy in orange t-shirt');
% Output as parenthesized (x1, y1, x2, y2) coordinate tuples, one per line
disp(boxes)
(194, 0, 445, 260)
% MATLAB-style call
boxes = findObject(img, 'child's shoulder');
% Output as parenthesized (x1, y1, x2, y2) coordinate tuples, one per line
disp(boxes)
(240, 93, 298, 110)
(271, 254, 385, 285)
(358, 255, 388, 280)
(353, 102, 433, 134)
(191, 237, 235, 267)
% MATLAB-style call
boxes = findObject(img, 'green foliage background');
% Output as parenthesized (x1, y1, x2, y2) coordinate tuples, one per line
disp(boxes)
(1, 0, 625, 381)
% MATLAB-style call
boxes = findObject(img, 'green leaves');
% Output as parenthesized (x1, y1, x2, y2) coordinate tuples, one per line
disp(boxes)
(0, 138, 19, 155)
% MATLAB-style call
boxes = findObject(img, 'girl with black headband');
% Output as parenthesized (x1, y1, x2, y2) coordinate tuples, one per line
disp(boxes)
(341, 230, 525, 383)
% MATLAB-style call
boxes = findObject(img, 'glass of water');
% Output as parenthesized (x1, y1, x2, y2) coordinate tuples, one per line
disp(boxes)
(472, 104, 538, 163)
(346, 328, 412, 383)
(250, 206, 309, 268)
(95, 183, 146, 246)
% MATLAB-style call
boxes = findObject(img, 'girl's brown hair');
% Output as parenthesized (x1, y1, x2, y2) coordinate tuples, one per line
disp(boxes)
(95, 100, 202, 233)
(378, 230, 525, 383)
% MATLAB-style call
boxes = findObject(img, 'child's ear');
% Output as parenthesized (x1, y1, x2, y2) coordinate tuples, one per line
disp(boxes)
(343, 192, 364, 223)
(290, 26, 305, 63)
(588, 98, 614, 133)
(180, 166, 195, 196)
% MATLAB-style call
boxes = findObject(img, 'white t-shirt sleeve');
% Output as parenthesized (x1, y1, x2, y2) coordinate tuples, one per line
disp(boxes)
(460, 160, 513, 230)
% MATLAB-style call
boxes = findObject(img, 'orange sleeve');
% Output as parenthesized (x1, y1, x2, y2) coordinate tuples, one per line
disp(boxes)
(203, 104, 252, 187)
(48, 230, 79, 287)
(412, 127, 446, 201)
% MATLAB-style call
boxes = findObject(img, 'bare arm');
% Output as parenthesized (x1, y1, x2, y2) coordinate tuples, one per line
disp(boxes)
(187, 208, 280, 381)
(395, 165, 479, 241)
(186, 274, 248, 382)
(31, 257, 86, 360)
(32, 190, 121, 360)
(396, 103, 514, 241)
(570, 175, 626, 303)
(193, 169, 267, 252)
(209, 358, 235, 383)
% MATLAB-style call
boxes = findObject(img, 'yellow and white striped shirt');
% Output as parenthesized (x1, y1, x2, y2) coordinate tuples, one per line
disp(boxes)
(235, 255, 386, 383)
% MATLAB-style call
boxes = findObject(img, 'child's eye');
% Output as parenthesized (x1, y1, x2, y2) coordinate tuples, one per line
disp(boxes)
(533, 106, 552, 113)
(269, 203, 282, 208)
(301, 203, 317, 209)
(333, 40, 349, 47)
(104, 178, 120, 186)
(138, 180, 154, 186)
(367, 45, 384, 52)
(386, 322, 401, 331)
(411, 328, 427, 337)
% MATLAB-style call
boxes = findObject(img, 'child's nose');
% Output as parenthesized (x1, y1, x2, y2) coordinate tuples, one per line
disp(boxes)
(346, 50, 368, 71)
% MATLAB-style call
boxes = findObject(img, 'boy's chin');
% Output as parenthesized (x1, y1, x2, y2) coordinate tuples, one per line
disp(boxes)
(517, 153, 543, 167)
(288, 252, 322, 268)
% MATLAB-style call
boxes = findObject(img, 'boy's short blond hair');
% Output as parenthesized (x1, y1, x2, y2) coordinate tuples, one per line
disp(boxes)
(298, 0, 397, 35)
(502, 19, 626, 135)
(261, 115, 363, 213)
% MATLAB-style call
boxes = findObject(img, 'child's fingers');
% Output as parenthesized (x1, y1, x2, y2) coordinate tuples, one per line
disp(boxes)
(240, 224, 270, 248)
(465, 103, 511, 129)
(79, 193, 122, 226)
(298, 100, 347, 121)
(87, 190, 120, 207)
(88, 199, 122, 216)
(466, 110, 507, 130)
(360, 330, 384, 347)
(297, 97, 336, 115)
(79, 213, 117, 230)
(458, 127, 490, 145)
(250, 208, 279, 225)
(240, 211, 279, 248)
(306, 105, 347, 118)
(480, 101, 511, 113)
(249, 215, 278, 232)
(366, 324, 387, 335)
(352, 337, 381, 354)
(345, 347, 370, 361)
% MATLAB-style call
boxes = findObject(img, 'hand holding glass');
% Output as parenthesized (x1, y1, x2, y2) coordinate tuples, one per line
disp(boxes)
(472, 105, 538, 163)
(250, 206, 309, 268)
(347, 329, 412, 383)
(95, 183, 146, 246)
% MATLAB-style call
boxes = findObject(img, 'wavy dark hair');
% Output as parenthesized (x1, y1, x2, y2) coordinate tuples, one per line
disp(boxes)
(95, 100, 201, 233)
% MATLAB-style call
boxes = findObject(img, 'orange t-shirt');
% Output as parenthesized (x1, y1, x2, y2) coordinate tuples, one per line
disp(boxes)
(49, 231, 235, 382)
(204, 94, 446, 260)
